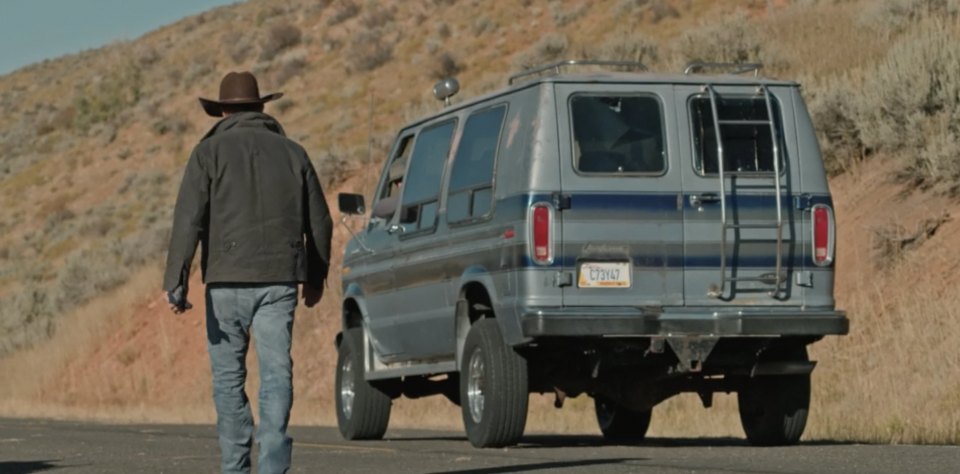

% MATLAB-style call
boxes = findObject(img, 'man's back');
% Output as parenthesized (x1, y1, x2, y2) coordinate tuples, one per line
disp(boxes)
(164, 111, 331, 291)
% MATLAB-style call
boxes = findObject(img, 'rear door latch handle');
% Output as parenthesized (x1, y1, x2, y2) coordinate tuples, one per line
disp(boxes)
(690, 193, 721, 209)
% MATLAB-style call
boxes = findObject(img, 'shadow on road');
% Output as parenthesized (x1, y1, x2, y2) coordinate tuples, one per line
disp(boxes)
(518, 435, 859, 449)
(0, 460, 62, 474)
(425, 458, 646, 474)
(384, 433, 859, 449)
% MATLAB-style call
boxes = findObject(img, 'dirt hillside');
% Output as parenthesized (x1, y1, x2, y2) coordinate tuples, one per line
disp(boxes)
(1, 0, 958, 444)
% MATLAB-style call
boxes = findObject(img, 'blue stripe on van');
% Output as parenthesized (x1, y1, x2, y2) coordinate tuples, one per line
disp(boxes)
(511, 191, 832, 269)
(518, 192, 833, 212)
(521, 254, 810, 269)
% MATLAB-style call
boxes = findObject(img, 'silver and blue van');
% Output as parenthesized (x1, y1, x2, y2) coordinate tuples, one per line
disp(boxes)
(335, 61, 848, 448)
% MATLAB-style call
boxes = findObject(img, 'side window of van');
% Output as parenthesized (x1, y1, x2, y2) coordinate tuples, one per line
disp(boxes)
(690, 96, 783, 174)
(399, 120, 456, 232)
(371, 135, 414, 223)
(571, 95, 665, 174)
(447, 105, 507, 224)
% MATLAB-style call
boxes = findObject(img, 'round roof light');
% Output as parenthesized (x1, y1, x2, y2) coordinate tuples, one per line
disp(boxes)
(433, 77, 460, 105)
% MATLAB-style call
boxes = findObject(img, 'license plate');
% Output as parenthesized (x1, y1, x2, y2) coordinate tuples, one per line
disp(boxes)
(578, 262, 631, 288)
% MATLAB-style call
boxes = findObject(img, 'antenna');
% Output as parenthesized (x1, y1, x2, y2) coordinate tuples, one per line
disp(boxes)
(366, 90, 375, 188)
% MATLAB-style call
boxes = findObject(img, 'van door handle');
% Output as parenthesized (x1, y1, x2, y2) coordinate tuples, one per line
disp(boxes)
(387, 224, 406, 234)
(689, 193, 721, 208)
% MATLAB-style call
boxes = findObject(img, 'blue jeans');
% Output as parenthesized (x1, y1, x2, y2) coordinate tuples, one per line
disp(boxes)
(206, 283, 297, 474)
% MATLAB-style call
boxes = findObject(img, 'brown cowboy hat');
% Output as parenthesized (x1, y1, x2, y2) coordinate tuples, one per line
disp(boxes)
(198, 71, 283, 117)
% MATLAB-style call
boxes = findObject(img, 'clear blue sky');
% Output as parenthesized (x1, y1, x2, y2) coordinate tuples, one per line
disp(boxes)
(0, 0, 240, 75)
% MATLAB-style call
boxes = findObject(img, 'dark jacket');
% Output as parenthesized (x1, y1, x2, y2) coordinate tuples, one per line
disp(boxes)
(162, 111, 332, 295)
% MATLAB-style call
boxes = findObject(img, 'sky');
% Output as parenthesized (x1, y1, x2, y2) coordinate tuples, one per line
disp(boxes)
(0, 0, 240, 75)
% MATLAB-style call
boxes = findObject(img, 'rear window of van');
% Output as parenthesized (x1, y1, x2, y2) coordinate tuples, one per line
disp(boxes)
(570, 95, 666, 175)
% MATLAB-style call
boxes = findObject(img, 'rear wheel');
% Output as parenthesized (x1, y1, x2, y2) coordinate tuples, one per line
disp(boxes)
(336, 328, 392, 440)
(737, 346, 810, 446)
(594, 396, 652, 443)
(460, 319, 529, 448)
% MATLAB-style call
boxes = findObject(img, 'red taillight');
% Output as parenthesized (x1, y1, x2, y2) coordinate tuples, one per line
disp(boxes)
(531, 203, 553, 265)
(812, 204, 834, 267)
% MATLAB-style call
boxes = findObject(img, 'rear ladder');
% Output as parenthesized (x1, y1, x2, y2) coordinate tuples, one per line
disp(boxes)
(703, 83, 785, 299)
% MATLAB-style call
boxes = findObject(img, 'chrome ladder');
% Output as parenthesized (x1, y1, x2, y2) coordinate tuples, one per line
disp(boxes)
(703, 84, 785, 299)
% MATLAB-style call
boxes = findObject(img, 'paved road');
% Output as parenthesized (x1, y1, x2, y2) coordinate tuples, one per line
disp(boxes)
(0, 418, 957, 474)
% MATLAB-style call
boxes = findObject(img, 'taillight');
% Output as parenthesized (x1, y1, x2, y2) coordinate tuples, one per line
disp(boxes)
(530, 203, 553, 265)
(811, 204, 835, 267)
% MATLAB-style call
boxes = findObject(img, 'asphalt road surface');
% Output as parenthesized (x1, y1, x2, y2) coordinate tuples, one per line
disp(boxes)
(1, 418, 957, 474)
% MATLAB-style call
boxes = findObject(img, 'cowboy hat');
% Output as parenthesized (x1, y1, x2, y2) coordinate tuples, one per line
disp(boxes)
(198, 71, 283, 117)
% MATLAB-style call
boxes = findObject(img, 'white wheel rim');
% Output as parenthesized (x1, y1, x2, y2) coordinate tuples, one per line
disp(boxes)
(467, 348, 485, 423)
(340, 358, 355, 420)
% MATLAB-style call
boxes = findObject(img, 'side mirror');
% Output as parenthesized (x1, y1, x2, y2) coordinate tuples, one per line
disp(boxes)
(338, 193, 366, 215)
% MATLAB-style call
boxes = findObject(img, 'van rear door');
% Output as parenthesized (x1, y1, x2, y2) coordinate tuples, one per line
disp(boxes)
(674, 83, 804, 306)
(553, 83, 684, 308)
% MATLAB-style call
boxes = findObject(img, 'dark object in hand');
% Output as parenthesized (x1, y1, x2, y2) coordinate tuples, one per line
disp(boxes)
(167, 286, 193, 312)
(302, 284, 323, 308)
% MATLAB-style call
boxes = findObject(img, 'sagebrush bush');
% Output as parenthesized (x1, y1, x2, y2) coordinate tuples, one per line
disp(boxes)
(431, 52, 463, 80)
(222, 31, 252, 64)
(313, 147, 375, 188)
(674, 12, 769, 66)
(72, 62, 143, 132)
(858, 0, 960, 34)
(255, 4, 285, 26)
(327, 0, 360, 26)
(151, 116, 191, 136)
(585, 28, 659, 66)
(804, 78, 864, 175)
(551, 2, 587, 27)
(346, 31, 393, 72)
(359, 3, 395, 29)
(471, 16, 497, 35)
(0, 221, 170, 356)
(512, 33, 569, 71)
(855, 18, 960, 185)
(0, 289, 56, 356)
(870, 212, 950, 268)
(274, 52, 308, 86)
(616, 0, 679, 23)
(274, 97, 296, 114)
(260, 22, 303, 61)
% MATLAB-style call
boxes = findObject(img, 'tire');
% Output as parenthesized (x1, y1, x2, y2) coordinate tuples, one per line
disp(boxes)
(594, 396, 652, 443)
(336, 328, 392, 440)
(737, 346, 811, 446)
(460, 319, 529, 448)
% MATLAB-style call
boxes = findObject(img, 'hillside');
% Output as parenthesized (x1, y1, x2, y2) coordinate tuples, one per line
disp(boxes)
(0, 0, 958, 444)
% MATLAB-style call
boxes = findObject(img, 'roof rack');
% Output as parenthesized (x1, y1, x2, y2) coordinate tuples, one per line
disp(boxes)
(508, 59, 648, 85)
(684, 61, 763, 77)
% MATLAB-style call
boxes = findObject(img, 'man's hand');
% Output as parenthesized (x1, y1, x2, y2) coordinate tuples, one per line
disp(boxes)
(302, 284, 323, 308)
(165, 288, 193, 314)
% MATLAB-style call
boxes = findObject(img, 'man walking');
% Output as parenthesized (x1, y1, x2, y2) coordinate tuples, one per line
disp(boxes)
(163, 71, 332, 474)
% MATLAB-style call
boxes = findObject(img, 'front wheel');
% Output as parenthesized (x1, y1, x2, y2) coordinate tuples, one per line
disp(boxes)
(336, 328, 392, 440)
(594, 396, 652, 443)
(737, 346, 811, 446)
(460, 319, 529, 448)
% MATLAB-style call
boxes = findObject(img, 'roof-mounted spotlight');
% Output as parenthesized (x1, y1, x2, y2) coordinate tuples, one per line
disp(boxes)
(433, 77, 460, 107)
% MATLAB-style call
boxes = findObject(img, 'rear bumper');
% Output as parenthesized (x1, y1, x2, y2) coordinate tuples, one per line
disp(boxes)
(520, 306, 848, 338)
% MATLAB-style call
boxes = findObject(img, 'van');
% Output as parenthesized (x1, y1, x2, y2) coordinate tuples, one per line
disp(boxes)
(335, 61, 848, 448)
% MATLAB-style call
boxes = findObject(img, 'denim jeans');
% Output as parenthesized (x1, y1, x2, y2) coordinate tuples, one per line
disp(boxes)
(206, 283, 297, 474)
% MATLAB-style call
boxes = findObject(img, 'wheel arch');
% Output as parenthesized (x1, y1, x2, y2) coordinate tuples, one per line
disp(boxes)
(455, 266, 501, 367)
(338, 282, 367, 348)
